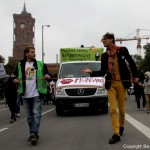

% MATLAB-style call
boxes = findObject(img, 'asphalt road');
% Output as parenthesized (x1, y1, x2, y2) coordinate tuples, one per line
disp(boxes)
(0, 95, 150, 150)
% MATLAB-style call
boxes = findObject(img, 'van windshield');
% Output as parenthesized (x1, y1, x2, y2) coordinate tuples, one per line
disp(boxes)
(59, 62, 101, 78)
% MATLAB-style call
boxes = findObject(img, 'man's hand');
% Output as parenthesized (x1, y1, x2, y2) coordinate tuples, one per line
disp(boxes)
(13, 79, 19, 84)
(134, 78, 139, 83)
(44, 74, 50, 80)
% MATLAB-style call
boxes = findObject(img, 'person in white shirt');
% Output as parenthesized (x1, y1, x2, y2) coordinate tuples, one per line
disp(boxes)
(13, 47, 50, 145)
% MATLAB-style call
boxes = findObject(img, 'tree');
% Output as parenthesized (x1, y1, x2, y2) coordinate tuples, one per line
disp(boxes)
(0, 55, 5, 63)
(141, 43, 150, 72)
(131, 54, 143, 67)
(4, 59, 18, 75)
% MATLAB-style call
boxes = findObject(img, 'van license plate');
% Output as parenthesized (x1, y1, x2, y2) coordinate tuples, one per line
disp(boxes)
(74, 103, 89, 107)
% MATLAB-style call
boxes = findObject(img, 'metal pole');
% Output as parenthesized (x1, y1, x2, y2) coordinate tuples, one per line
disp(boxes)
(42, 25, 50, 62)
(42, 25, 44, 62)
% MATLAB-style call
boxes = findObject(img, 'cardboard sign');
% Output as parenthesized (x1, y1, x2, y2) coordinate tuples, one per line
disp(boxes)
(0, 63, 6, 78)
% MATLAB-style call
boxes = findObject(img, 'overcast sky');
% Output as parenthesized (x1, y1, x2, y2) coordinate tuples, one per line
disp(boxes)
(1, 0, 150, 64)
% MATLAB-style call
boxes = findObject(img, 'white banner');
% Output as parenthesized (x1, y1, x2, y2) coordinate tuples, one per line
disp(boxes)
(57, 77, 105, 87)
(0, 63, 6, 78)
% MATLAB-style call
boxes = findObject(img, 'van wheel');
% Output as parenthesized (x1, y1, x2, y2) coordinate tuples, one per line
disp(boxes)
(56, 105, 64, 116)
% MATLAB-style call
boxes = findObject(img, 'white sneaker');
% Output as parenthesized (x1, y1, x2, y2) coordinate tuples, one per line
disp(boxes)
(136, 108, 140, 111)
(16, 113, 20, 117)
(143, 108, 146, 111)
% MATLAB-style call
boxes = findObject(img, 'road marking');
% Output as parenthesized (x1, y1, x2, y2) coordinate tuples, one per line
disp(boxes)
(0, 128, 8, 132)
(125, 113, 150, 139)
(109, 102, 150, 139)
(43, 107, 150, 139)
(42, 108, 55, 115)
(0, 108, 55, 133)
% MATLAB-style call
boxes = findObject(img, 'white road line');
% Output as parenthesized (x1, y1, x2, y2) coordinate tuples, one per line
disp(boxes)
(1, 107, 150, 140)
(125, 113, 150, 139)
(42, 108, 55, 115)
(42, 107, 150, 140)
(110, 103, 150, 139)
(0, 108, 55, 133)
(0, 128, 8, 132)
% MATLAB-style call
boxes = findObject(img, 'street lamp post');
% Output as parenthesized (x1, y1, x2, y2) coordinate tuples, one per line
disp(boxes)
(42, 25, 50, 62)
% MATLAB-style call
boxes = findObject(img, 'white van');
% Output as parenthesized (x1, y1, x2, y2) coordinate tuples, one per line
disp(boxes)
(55, 61, 108, 115)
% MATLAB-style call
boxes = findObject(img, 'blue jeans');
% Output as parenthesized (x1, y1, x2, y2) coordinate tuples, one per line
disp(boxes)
(23, 96, 42, 135)
(16, 94, 21, 114)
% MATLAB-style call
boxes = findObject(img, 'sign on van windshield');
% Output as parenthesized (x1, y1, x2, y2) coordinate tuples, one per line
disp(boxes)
(60, 47, 103, 62)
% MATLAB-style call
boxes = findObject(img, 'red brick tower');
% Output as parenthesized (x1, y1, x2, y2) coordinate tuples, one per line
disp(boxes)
(13, 2, 35, 61)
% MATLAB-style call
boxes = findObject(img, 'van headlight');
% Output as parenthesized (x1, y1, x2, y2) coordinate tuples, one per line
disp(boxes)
(97, 88, 106, 95)
(56, 89, 65, 96)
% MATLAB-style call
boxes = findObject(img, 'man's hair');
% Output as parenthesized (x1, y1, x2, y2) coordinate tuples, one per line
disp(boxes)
(103, 32, 115, 44)
(24, 46, 35, 58)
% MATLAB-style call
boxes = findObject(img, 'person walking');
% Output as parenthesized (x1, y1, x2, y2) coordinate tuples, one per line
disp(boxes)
(142, 71, 150, 113)
(13, 46, 50, 145)
(81, 32, 138, 144)
(134, 64, 146, 110)
(4, 73, 18, 123)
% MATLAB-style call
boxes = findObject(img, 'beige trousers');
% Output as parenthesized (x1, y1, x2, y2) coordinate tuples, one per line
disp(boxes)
(145, 95, 150, 110)
(107, 81, 127, 135)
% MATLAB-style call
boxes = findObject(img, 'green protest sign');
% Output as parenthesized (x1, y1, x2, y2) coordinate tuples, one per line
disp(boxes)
(60, 47, 103, 62)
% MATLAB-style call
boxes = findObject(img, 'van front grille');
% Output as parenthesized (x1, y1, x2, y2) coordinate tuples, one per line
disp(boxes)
(65, 88, 96, 96)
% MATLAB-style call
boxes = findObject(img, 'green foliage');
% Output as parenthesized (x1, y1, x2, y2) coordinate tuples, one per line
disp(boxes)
(4, 59, 18, 75)
(131, 54, 143, 66)
(0, 55, 5, 63)
(141, 43, 150, 72)
(131, 43, 150, 72)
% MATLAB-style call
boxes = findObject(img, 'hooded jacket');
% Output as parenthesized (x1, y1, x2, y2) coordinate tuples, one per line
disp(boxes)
(143, 71, 150, 94)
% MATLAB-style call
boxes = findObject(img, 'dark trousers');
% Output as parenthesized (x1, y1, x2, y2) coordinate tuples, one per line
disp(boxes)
(135, 88, 146, 108)
(8, 101, 16, 119)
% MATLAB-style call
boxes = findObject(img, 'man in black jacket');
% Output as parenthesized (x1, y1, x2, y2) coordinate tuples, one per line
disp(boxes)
(82, 32, 138, 144)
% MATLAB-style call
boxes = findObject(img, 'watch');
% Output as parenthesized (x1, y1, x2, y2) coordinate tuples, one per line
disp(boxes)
(20, 23, 26, 29)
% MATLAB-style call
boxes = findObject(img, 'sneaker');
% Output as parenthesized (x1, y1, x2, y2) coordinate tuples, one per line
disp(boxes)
(136, 108, 140, 111)
(109, 134, 120, 144)
(28, 135, 33, 142)
(30, 134, 39, 145)
(119, 127, 124, 136)
(146, 110, 150, 113)
(14, 117, 16, 121)
(16, 113, 20, 118)
(143, 108, 146, 111)
(10, 119, 13, 124)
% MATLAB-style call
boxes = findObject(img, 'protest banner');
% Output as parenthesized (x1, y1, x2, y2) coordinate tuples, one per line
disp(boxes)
(60, 47, 103, 62)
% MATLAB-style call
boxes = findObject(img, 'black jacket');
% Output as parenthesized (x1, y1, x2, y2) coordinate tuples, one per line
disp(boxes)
(92, 47, 138, 89)
(4, 76, 17, 102)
